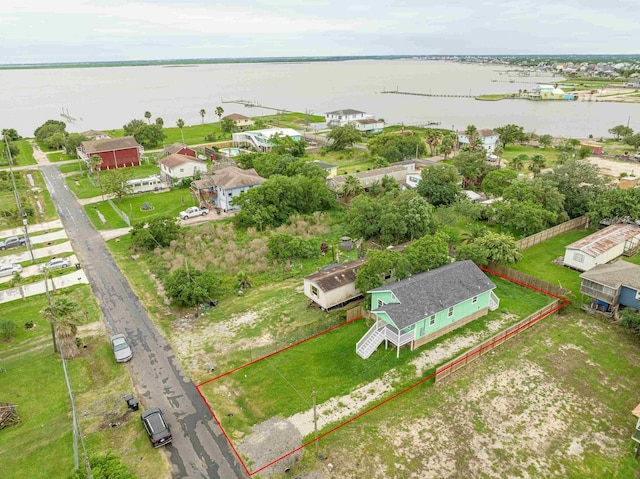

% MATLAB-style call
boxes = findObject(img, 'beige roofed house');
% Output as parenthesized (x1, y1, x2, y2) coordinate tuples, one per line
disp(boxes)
(80, 130, 111, 140)
(157, 153, 207, 184)
(78, 136, 143, 170)
(191, 166, 265, 212)
(327, 165, 409, 191)
(223, 113, 255, 130)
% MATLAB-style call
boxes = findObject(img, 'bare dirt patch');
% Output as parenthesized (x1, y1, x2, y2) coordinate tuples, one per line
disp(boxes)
(587, 156, 639, 178)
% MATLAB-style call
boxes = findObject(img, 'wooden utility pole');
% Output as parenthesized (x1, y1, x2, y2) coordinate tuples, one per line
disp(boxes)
(313, 388, 318, 454)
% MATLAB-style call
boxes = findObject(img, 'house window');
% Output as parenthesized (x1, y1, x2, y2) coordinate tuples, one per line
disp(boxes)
(429, 315, 436, 326)
(472, 296, 478, 304)
(377, 299, 384, 309)
(573, 252, 585, 263)
(448, 307, 454, 318)
(311, 285, 319, 297)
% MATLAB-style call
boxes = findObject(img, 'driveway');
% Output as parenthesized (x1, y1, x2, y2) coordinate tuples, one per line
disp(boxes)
(39, 164, 246, 478)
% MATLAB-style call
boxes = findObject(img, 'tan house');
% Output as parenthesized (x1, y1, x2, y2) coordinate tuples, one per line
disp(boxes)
(304, 259, 365, 310)
(157, 153, 207, 184)
(224, 113, 255, 130)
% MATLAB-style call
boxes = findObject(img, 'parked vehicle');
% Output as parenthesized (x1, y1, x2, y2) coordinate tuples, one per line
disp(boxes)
(40, 257, 72, 272)
(0, 263, 23, 277)
(0, 236, 26, 250)
(110, 334, 133, 363)
(141, 407, 172, 447)
(179, 206, 209, 220)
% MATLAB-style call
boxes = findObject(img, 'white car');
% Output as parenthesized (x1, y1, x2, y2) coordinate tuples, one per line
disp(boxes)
(179, 206, 209, 220)
(0, 263, 23, 277)
(40, 257, 72, 272)
(110, 334, 133, 363)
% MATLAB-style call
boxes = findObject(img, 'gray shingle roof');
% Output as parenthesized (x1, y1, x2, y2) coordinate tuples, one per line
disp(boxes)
(369, 260, 495, 330)
(579, 260, 640, 291)
(326, 109, 365, 115)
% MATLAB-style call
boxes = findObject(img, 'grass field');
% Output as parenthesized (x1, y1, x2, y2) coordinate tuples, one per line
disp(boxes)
(0, 169, 57, 229)
(0, 286, 166, 479)
(200, 274, 552, 437)
(65, 163, 162, 199)
(501, 144, 564, 165)
(84, 187, 197, 229)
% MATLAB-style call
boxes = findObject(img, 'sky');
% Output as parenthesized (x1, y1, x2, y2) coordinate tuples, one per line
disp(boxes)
(1, 0, 638, 64)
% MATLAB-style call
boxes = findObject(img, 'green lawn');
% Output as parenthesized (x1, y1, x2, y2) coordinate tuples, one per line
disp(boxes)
(293, 308, 640, 479)
(84, 188, 197, 229)
(508, 229, 593, 302)
(501, 144, 563, 166)
(65, 164, 162, 199)
(105, 122, 232, 146)
(0, 286, 161, 479)
(201, 274, 552, 435)
(306, 148, 374, 174)
(47, 151, 75, 162)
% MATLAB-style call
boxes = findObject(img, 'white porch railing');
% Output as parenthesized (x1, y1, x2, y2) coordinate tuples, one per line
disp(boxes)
(489, 291, 500, 311)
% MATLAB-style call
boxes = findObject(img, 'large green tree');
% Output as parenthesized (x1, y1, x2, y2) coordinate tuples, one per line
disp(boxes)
(608, 125, 633, 140)
(403, 232, 450, 274)
(102, 169, 134, 202)
(473, 231, 522, 264)
(494, 124, 527, 147)
(368, 132, 425, 162)
(64, 133, 88, 157)
(327, 124, 362, 151)
(453, 151, 494, 188)
(355, 249, 409, 297)
(163, 267, 221, 307)
(588, 188, 640, 225)
(481, 169, 518, 197)
(416, 164, 461, 206)
(130, 216, 181, 250)
(547, 159, 611, 218)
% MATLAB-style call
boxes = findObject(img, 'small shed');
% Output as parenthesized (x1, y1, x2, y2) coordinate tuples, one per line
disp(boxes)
(303, 259, 365, 310)
(563, 224, 640, 272)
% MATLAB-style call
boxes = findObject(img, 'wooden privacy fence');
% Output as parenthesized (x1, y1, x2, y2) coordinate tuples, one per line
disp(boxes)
(434, 299, 562, 383)
(485, 262, 570, 297)
(516, 216, 589, 250)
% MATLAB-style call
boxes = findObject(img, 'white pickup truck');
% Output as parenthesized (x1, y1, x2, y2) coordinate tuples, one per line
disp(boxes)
(179, 206, 209, 220)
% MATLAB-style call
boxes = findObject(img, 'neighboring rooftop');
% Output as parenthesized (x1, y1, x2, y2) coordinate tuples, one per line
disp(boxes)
(566, 223, 640, 257)
(305, 259, 366, 292)
(158, 153, 201, 169)
(326, 109, 365, 116)
(194, 166, 265, 190)
(224, 113, 251, 121)
(164, 142, 193, 155)
(579, 261, 640, 291)
(81, 136, 140, 154)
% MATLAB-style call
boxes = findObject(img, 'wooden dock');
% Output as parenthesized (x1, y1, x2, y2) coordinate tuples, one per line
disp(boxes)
(381, 89, 474, 99)
(220, 98, 292, 113)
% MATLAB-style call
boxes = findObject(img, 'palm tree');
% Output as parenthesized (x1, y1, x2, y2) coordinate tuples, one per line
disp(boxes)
(144, 111, 152, 124)
(340, 175, 363, 199)
(199, 109, 206, 125)
(155, 117, 164, 127)
(215, 106, 224, 124)
(236, 271, 253, 290)
(509, 153, 528, 171)
(89, 155, 103, 195)
(440, 136, 454, 159)
(528, 154, 547, 177)
(425, 129, 442, 156)
(41, 296, 80, 357)
(465, 124, 479, 151)
(176, 118, 185, 145)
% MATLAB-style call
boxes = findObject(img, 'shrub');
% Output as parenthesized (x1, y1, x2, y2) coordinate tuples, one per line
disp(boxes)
(0, 319, 18, 341)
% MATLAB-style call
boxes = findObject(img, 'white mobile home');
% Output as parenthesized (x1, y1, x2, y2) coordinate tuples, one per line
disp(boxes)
(125, 175, 166, 194)
(563, 223, 640, 272)
(304, 259, 365, 310)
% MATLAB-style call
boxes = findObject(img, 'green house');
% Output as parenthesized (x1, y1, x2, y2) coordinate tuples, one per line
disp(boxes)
(357, 260, 499, 359)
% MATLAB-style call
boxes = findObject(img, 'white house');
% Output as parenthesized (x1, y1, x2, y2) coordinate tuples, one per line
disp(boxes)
(303, 259, 365, 310)
(157, 154, 208, 184)
(563, 223, 640, 272)
(325, 109, 384, 133)
(232, 128, 301, 152)
(456, 129, 500, 153)
(191, 166, 265, 212)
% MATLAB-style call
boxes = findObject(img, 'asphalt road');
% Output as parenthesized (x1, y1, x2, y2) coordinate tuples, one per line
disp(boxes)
(40, 164, 246, 479)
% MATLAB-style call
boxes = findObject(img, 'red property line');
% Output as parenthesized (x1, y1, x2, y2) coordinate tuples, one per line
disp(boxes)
(197, 268, 570, 476)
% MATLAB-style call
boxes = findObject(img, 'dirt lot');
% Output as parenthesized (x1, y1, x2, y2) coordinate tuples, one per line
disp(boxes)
(587, 155, 640, 179)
